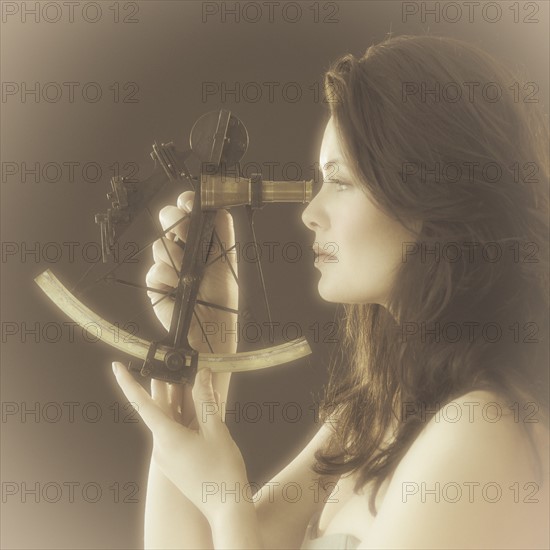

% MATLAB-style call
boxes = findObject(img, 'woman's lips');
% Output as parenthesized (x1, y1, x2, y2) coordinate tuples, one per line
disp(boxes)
(313, 250, 338, 263)
(312, 244, 338, 266)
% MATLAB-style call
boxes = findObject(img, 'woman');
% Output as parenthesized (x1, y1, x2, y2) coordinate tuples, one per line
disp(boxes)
(112, 34, 549, 549)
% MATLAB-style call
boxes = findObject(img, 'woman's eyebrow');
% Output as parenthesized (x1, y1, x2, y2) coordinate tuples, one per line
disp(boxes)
(320, 159, 348, 172)
(321, 158, 342, 167)
(320, 160, 349, 180)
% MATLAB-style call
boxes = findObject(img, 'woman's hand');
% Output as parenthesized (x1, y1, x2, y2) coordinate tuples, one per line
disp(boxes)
(146, 190, 238, 351)
(112, 362, 248, 526)
(144, 190, 237, 430)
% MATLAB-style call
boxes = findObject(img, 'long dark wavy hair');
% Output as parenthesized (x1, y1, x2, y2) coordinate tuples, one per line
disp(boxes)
(312, 33, 549, 514)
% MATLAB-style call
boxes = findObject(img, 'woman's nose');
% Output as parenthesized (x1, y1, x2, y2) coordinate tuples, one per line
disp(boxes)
(301, 193, 325, 231)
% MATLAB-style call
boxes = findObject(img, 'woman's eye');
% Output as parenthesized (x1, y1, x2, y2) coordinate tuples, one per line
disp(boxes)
(324, 179, 350, 192)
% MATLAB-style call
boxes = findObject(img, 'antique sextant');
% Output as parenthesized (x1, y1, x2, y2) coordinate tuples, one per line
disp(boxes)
(35, 110, 313, 384)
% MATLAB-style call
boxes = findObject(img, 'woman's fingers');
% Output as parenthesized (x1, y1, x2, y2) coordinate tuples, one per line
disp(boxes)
(169, 382, 198, 425)
(152, 237, 184, 269)
(145, 264, 176, 331)
(160, 190, 194, 243)
(192, 368, 223, 437)
(152, 379, 187, 422)
(176, 191, 195, 214)
(151, 374, 199, 428)
(151, 379, 173, 417)
(112, 362, 171, 437)
(146, 262, 179, 289)
(211, 208, 237, 252)
(151, 378, 169, 402)
(147, 239, 183, 331)
(156, 191, 237, 276)
(112, 362, 198, 449)
(145, 266, 174, 301)
(175, 191, 236, 257)
(159, 205, 190, 242)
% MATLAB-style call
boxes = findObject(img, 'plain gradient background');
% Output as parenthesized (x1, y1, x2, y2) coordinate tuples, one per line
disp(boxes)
(1, 1, 549, 548)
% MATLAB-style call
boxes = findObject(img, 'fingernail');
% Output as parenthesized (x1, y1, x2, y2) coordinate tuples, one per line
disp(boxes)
(112, 362, 118, 374)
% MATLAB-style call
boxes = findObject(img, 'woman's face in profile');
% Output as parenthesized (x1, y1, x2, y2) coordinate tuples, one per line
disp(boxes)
(302, 117, 417, 306)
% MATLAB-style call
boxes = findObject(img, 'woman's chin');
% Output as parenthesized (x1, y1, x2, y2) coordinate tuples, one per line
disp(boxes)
(317, 279, 348, 303)
(317, 278, 382, 305)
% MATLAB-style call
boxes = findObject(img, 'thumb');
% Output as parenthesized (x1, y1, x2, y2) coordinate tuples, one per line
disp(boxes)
(192, 368, 222, 433)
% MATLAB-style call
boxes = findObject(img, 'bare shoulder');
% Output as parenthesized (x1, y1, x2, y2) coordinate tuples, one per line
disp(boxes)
(417, 389, 547, 466)
(359, 390, 549, 550)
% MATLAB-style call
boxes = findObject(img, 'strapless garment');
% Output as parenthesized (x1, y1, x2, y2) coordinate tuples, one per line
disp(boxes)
(300, 510, 361, 549)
